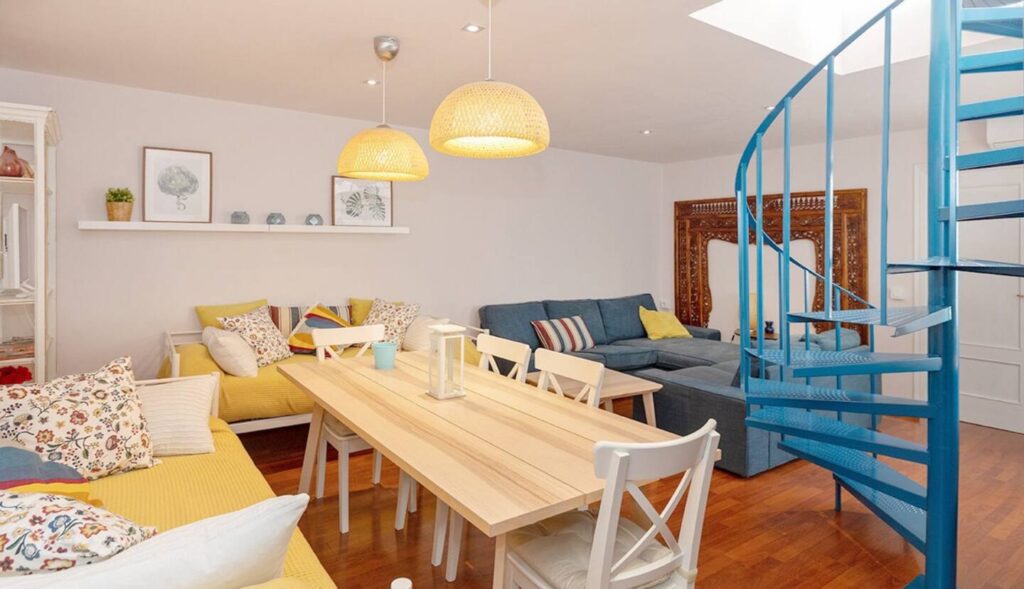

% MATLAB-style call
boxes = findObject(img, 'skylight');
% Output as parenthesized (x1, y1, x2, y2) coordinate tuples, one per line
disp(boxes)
(690, 0, 1002, 75)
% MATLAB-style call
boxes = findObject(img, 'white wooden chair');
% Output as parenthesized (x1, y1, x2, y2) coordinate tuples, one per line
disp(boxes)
(477, 333, 532, 382)
(312, 325, 417, 533)
(505, 419, 720, 589)
(534, 348, 606, 407)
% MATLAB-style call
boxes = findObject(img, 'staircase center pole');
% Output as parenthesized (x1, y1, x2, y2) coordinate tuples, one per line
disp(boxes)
(925, 1, 960, 588)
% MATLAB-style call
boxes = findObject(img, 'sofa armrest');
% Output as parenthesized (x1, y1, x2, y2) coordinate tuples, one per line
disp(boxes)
(685, 325, 722, 341)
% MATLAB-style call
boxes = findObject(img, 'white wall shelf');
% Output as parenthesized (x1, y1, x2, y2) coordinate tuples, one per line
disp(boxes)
(0, 177, 35, 195)
(77, 221, 410, 235)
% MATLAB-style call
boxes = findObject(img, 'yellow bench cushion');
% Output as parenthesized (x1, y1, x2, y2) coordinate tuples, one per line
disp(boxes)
(89, 418, 335, 589)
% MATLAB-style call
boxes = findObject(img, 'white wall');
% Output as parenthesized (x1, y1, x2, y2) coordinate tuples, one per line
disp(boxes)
(658, 124, 992, 397)
(0, 68, 664, 378)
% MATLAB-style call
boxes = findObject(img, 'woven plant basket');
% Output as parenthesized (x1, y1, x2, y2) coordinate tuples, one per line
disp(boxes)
(106, 202, 133, 222)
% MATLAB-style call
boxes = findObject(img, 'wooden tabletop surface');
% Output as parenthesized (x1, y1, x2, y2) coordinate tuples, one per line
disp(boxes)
(526, 367, 663, 400)
(279, 352, 677, 538)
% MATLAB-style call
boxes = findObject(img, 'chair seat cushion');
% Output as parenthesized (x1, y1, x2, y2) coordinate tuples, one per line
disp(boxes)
(508, 511, 684, 589)
(569, 345, 658, 371)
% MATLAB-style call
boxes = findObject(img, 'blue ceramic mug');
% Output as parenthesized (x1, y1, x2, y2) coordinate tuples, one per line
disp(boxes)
(372, 342, 397, 370)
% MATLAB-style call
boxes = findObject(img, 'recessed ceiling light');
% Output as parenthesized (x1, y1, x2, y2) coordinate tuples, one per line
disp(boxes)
(364, 79, 379, 86)
(763, 105, 775, 111)
(641, 129, 653, 135)
(462, 23, 485, 33)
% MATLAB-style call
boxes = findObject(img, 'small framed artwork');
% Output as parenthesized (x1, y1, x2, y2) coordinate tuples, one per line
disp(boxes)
(143, 147, 213, 223)
(332, 176, 393, 227)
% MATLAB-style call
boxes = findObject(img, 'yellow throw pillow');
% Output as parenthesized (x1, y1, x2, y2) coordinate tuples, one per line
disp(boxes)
(350, 298, 403, 326)
(464, 337, 483, 367)
(196, 299, 268, 328)
(639, 307, 692, 340)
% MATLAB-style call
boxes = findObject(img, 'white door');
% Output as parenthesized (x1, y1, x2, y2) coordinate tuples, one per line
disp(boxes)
(913, 164, 1024, 433)
(956, 170, 1024, 433)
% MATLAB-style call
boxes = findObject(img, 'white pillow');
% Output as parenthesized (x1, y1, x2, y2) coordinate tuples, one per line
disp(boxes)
(5, 494, 310, 589)
(202, 326, 258, 377)
(402, 315, 450, 351)
(138, 374, 218, 456)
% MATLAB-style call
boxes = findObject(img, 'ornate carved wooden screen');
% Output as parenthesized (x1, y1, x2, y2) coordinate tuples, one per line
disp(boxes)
(674, 189, 869, 341)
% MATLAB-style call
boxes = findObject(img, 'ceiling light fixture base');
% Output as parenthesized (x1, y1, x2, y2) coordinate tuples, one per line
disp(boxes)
(374, 36, 400, 62)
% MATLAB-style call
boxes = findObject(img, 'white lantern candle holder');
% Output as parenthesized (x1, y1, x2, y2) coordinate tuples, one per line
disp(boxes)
(427, 324, 466, 400)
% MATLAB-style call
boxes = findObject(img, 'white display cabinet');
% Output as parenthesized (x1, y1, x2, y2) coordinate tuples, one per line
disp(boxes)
(0, 102, 60, 383)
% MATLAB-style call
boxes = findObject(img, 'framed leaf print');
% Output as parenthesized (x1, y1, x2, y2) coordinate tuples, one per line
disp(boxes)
(143, 147, 213, 223)
(332, 176, 393, 227)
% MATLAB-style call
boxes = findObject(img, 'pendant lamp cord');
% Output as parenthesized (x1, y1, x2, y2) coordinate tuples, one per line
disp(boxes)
(381, 60, 388, 124)
(487, 0, 493, 81)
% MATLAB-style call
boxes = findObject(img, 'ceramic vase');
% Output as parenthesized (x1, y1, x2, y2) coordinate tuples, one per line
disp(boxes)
(0, 147, 24, 178)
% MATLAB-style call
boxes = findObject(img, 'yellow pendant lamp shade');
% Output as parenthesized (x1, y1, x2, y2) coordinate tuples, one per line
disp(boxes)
(430, 80, 549, 159)
(337, 125, 429, 182)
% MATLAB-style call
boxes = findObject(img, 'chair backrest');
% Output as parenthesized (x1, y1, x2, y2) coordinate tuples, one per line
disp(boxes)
(586, 419, 719, 589)
(476, 333, 532, 382)
(311, 324, 386, 361)
(534, 348, 605, 407)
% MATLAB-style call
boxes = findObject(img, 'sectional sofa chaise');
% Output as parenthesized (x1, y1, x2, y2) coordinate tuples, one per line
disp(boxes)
(479, 293, 874, 477)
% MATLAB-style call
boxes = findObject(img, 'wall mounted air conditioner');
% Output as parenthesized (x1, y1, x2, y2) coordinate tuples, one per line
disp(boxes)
(986, 115, 1024, 149)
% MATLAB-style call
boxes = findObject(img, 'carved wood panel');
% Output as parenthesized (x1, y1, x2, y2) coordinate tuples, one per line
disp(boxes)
(674, 189, 869, 341)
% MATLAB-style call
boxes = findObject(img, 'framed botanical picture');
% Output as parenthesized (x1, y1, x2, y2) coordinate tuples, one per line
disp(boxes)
(332, 176, 393, 227)
(143, 147, 213, 223)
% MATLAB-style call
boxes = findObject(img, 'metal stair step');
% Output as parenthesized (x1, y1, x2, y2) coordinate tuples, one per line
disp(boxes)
(779, 438, 927, 508)
(888, 256, 1024, 277)
(746, 348, 942, 378)
(957, 146, 1024, 170)
(958, 96, 1024, 121)
(746, 407, 930, 463)
(786, 306, 951, 337)
(962, 7, 1024, 38)
(747, 378, 933, 418)
(940, 199, 1024, 221)
(836, 477, 927, 552)
(960, 48, 1024, 73)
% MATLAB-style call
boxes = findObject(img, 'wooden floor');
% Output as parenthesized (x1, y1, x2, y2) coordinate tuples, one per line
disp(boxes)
(243, 405, 1024, 588)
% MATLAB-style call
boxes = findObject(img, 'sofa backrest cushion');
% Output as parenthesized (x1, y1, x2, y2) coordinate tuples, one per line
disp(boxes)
(597, 294, 657, 342)
(542, 299, 608, 345)
(479, 301, 549, 349)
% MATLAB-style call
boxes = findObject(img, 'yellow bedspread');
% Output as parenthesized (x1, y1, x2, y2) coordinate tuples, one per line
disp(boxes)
(90, 418, 335, 589)
(166, 344, 318, 423)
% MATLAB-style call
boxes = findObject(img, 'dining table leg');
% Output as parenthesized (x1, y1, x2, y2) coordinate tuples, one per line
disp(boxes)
(298, 404, 325, 495)
(493, 533, 508, 588)
(642, 392, 657, 427)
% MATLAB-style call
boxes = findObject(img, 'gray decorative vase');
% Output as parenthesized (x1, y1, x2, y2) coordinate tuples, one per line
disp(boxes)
(266, 212, 286, 225)
(230, 211, 250, 224)
(305, 214, 324, 226)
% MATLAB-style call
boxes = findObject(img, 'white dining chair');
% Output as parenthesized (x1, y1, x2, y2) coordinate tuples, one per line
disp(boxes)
(505, 419, 720, 589)
(312, 325, 416, 533)
(477, 333, 532, 382)
(534, 348, 606, 407)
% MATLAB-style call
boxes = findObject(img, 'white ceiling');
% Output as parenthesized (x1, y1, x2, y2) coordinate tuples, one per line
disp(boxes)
(0, 0, 1018, 162)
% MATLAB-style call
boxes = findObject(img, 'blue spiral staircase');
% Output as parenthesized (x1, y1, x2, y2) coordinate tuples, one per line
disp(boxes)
(735, 1, 1023, 587)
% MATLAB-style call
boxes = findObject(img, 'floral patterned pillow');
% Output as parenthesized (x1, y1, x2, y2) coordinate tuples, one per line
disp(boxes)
(364, 299, 421, 347)
(218, 306, 294, 367)
(0, 357, 155, 481)
(0, 491, 155, 575)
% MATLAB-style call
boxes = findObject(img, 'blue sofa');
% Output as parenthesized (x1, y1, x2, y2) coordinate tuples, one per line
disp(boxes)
(478, 293, 875, 477)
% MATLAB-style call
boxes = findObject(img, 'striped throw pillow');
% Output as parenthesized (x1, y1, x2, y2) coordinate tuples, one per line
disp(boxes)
(531, 316, 596, 352)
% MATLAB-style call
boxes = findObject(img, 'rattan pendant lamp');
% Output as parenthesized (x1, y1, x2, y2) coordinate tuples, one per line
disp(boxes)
(429, 0, 549, 158)
(337, 36, 429, 181)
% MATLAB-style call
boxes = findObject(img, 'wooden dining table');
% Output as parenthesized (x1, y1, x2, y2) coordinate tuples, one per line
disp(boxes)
(280, 351, 682, 588)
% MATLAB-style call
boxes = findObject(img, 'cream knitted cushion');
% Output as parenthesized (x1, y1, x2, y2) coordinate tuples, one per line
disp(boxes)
(137, 374, 218, 456)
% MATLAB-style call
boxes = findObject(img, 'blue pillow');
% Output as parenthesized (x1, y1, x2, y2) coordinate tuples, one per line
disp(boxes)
(597, 294, 657, 342)
(479, 302, 549, 349)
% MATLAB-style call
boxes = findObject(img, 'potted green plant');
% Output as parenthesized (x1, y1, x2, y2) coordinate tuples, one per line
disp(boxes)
(106, 187, 134, 222)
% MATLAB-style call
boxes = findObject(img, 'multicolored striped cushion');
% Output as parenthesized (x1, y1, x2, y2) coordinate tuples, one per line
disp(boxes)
(269, 305, 351, 354)
(531, 316, 596, 352)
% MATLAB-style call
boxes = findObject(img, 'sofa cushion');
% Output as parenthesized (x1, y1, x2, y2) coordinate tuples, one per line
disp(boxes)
(800, 327, 862, 351)
(569, 345, 658, 371)
(671, 364, 736, 386)
(597, 294, 657, 342)
(479, 301, 549, 349)
(542, 299, 608, 345)
(615, 337, 739, 370)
